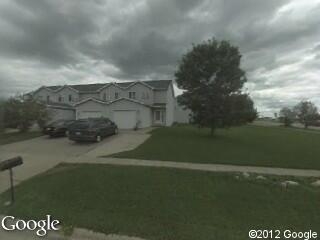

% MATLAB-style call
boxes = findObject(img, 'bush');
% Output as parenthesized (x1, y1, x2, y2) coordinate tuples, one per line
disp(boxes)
(279, 107, 295, 127)
(4, 96, 49, 132)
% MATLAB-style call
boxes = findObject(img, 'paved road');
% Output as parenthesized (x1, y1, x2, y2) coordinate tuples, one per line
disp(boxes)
(73, 157, 320, 177)
(0, 130, 151, 193)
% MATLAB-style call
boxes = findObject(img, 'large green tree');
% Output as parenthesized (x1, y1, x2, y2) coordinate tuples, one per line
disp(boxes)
(175, 38, 257, 135)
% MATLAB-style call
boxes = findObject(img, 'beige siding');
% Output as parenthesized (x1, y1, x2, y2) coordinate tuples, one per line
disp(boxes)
(56, 87, 79, 103)
(153, 90, 167, 103)
(165, 84, 175, 126)
(33, 87, 79, 103)
(79, 93, 100, 100)
(99, 83, 154, 104)
(33, 88, 57, 102)
(175, 100, 191, 123)
(99, 85, 125, 101)
(126, 83, 154, 105)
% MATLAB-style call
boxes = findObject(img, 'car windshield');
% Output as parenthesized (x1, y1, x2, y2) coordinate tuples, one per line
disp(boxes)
(72, 120, 90, 129)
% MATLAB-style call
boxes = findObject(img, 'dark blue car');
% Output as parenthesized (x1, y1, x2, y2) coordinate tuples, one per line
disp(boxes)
(68, 118, 118, 142)
(43, 119, 76, 137)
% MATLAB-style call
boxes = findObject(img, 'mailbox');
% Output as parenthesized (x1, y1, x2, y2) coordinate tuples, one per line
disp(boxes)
(0, 156, 23, 171)
(0, 156, 23, 205)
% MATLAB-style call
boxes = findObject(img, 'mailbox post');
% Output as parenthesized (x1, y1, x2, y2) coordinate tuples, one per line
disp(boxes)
(0, 156, 23, 205)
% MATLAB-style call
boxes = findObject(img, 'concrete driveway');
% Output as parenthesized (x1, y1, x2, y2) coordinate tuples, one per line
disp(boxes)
(0, 129, 151, 193)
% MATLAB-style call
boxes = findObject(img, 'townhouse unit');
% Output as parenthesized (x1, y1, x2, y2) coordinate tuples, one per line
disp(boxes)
(31, 80, 190, 129)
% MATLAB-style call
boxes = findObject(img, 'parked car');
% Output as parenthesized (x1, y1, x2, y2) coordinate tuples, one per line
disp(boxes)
(43, 119, 76, 137)
(68, 118, 118, 142)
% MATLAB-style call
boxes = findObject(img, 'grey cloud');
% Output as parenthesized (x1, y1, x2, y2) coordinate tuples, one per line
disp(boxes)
(0, 0, 319, 116)
(0, 0, 100, 65)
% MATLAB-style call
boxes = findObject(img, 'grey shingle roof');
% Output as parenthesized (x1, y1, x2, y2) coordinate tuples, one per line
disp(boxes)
(46, 80, 172, 92)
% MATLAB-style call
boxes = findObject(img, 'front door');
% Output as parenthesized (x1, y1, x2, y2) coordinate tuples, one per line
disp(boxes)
(154, 110, 164, 125)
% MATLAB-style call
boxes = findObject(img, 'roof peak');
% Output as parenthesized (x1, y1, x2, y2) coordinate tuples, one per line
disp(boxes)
(45, 80, 172, 93)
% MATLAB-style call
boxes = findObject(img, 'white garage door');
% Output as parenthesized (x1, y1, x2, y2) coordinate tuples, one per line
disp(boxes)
(79, 111, 102, 119)
(113, 111, 137, 129)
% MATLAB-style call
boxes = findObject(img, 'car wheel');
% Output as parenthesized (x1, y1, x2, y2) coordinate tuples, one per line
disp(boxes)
(96, 135, 102, 142)
(114, 128, 118, 135)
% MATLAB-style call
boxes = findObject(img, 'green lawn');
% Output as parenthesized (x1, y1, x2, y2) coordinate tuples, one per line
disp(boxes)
(0, 131, 43, 145)
(112, 125, 320, 169)
(0, 164, 319, 240)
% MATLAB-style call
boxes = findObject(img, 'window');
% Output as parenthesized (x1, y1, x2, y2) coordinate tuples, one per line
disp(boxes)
(68, 95, 72, 102)
(129, 92, 136, 99)
(46, 96, 50, 103)
(115, 92, 119, 99)
(103, 92, 107, 101)
(58, 95, 62, 102)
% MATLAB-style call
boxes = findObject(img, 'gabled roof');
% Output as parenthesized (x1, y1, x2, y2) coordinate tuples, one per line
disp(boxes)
(43, 80, 172, 93)
(74, 97, 151, 108)
(109, 97, 151, 107)
(74, 98, 107, 106)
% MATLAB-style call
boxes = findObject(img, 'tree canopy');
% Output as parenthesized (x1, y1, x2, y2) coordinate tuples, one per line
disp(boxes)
(293, 101, 319, 128)
(175, 38, 257, 134)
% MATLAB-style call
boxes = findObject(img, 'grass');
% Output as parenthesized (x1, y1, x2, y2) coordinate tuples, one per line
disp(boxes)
(111, 125, 320, 170)
(0, 131, 43, 145)
(0, 130, 43, 145)
(0, 163, 319, 240)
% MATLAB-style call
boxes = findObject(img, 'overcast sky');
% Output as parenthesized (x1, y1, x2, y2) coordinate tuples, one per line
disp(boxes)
(0, 0, 319, 116)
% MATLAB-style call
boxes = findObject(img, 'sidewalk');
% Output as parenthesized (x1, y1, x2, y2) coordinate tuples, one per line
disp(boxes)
(69, 157, 320, 177)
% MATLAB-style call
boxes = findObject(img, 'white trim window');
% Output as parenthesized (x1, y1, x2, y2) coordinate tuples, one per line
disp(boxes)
(129, 92, 136, 99)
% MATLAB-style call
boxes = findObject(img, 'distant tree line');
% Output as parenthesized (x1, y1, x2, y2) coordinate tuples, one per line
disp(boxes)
(279, 100, 319, 128)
